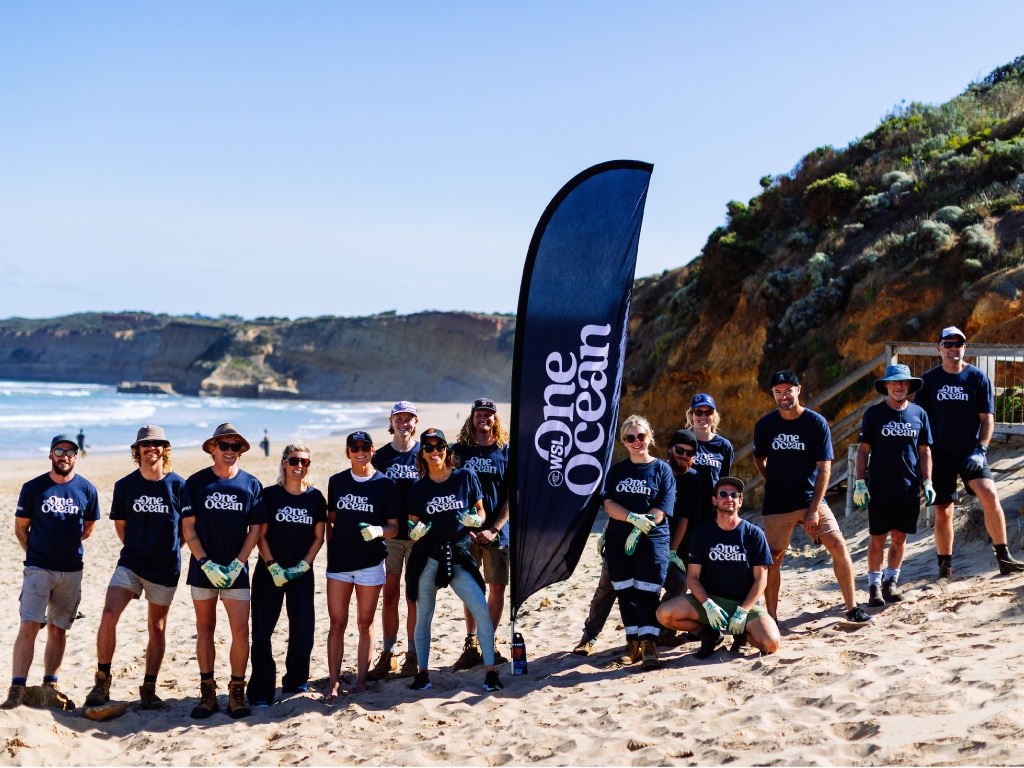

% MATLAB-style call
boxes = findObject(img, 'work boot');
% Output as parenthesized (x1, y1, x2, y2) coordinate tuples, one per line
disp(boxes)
(139, 681, 167, 710)
(616, 638, 642, 665)
(452, 636, 483, 671)
(25, 682, 75, 711)
(398, 651, 419, 678)
(693, 626, 723, 660)
(938, 562, 953, 583)
(882, 578, 904, 603)
(227, 680, 251, 719)
(365, 650, 397, 681)
(190, 679, 219, 719)
(729, 632, 749, 655)
(0, 684, 24, 710)
(640, 640, 660, 670)
(572, 634, 596, 656)
(997, 552, 1024, 575)
(85, 670, 111, 707)
(868, 584, 884, 608)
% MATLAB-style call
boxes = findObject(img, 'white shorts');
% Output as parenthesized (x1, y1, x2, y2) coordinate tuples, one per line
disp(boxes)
(190, 586, 251, 602)
(326, 561, 386, 587)
(109, 566, 177, 607)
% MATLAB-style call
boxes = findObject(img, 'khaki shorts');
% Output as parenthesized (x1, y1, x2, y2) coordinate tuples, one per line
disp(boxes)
(20, 567, 82, 630)
(385, 538, 416, 576)
(684, 594, 769, 625)
(762, 502, 842, 551)
(471, 543, 510, 585)
(109, 566, 177, 607)
(191, 586, 251, 602)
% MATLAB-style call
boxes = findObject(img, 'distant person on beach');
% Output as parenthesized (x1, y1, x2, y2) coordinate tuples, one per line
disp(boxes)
(324, 431, 399, 700)
(854, 366, 934, 607)
(753, 370, 872, 625)
(451, 398, 510, 670)
(685, 394, 734, 527)
(84, 426, 185, 712)
(247, 442, 326, 706)
(77, 429, 87, 457)
(367, 401, 421, 680)
(259, 431, 271, 458)
(182, 423, 266, 719)
(915, 326, 1024, 581)
(2, 434, 98, 711)
(602, 415, 676, 671)
(404, 428, 503, 692)
(657, 477, 780, 658)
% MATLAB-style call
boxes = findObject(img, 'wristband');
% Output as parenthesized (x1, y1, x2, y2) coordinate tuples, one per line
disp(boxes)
(198, 557, 209, 566)
(977, 444, 988, 455)
(265, 559, 276, 566)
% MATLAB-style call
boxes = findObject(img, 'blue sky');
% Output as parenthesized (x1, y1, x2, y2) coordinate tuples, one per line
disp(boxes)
(2, 2, 1023, 320)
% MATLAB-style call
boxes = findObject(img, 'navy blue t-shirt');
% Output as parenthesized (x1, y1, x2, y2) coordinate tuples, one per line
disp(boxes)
(371, 442, 420, 540)
(688, 519, 773, 602)
(693, 434, 734, 523)
(261, 485, 327, 569)
(452, 442, 510, 545)
(182, 467, 265, 588)
(406, 469, 483, 544)
(17, 473, 100, 572)
(671, 468, 703, 552)
(327, 470, 401, 572)
(110, 470, 186, 587)
(754, 409, 834, 516)
(602, 459, 676, 541)
(859, 401, 933, 502)
(916, 364, 993, 459)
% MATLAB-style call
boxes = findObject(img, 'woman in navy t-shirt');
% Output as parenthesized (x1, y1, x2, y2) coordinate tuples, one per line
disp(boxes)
(325, 431, 400, 700)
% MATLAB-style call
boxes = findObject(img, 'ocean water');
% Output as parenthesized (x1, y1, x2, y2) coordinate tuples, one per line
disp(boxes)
(0, 381, 388, 459)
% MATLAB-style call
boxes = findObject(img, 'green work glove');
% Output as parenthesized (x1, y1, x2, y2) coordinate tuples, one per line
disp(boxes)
(223, 558, 245, 587)
(458, 511, 484, 528)
(923, 479, 936, 506)
(626, 512, 656, 534)
(624, 527, 643, 556)
(268, 562, 289, 588)
(286, 560, 310, 580)
(201, 559, 230, 589)
(408, 520, 431, 541)
(669, 550, 686, 572)
(702, 598, 730, 631)
(853, 479, 870, 509)
(596, 532, 606, 557)
(359, 523, 384, 541)
(727, 607, 749, 635)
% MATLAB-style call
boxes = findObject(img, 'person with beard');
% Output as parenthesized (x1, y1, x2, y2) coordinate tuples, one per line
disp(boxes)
(2, 434, 99, 711)
(685, 394, 734, 526)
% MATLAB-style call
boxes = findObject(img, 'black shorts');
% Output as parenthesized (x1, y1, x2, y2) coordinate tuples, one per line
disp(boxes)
(868, 500, 920, 536)
(932, 452, 993, 506)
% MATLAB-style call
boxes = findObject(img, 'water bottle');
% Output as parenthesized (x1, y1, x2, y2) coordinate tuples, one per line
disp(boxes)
(511, 632, 528, 675)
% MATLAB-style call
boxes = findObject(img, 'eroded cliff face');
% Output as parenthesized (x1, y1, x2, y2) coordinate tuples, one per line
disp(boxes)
(0, 312, 515, 402)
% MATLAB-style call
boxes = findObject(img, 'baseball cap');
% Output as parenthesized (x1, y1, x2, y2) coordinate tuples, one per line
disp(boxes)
(690, 393, 716, 410)
(472, 398, 497, 413)
(769, 370, 800, 388)
(420, 428, 447, 444)
(50, 434, 77, 450)
(346, 430, 373, 447)
(714, 476, 745, 492)
(668, 428, 698, 448)
(132, 425, 169, 447)
(391, 401, 418, 417)
(940, 326, 967, 341)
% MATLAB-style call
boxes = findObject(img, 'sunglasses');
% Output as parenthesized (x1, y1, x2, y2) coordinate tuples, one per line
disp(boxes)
(717, 490, 741, 499)
(671, 446, 696, 456)
(421, 443, 447, 454)
(137, 440, 167, 448)
(349, 443, 372, 453)
(940, 341, 965, 348)
(218, 442, 243, 452)
(286, 457, 311, 467)
(693, 408, 715, 418)
(52, 447, 78, 458)
(623, 433, 647, 443)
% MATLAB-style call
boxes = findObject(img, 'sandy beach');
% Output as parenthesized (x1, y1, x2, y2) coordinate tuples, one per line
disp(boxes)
(1, 404, 1024, 766)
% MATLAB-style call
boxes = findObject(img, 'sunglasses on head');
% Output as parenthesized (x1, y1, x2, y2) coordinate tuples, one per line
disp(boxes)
(218, 442, 243, 452)
(671, 446, 696, 456)
(623, 433, 647, 443)
(422, 442, 447, 454)
(52, 447, 78, 458)
(137, 440, 166, 448)
(940, 340, 965, 348)
(349, 442, 372, 453)
(717, 490, 741, 499)
(286, 456, 311, 467)
(693, 408, 715, 418)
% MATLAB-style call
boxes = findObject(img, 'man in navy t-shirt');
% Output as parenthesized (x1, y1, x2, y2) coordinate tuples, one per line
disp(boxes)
(2, 434, 99, 711)
(854, 367, 933, 607)
(85, 425, 185, 712)
(915, 326, 1024, 580)
(657, 477, 780, 658)
(753, 370, 871, 625)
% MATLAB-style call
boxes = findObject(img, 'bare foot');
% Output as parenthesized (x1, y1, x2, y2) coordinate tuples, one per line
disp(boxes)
(324, 681, 342, 705)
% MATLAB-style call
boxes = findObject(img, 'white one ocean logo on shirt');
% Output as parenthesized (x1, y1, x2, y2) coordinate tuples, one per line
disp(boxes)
(881, 421, 919, 438)
(771, 434, 806, 451)
(615, 478, 653, 496)
(132, 495, 170, 514)
(936, 385, 969, 401)
(424, 494, 465, 515)
(462, 456, 499, 475)
(385, 464, 418, 480)
(708, 543, 747, 562)
(205, 492, 243, 511)
(276, 506, 313, 524)
(693, 453, 721, 469)
(336, 494, 372, 512)
(40, 497, 81, 517)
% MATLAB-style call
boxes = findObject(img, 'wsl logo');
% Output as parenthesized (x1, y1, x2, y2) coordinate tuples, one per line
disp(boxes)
(881, 421, 919, 438)
(534, 324, 613, 496)
(708, 543, 746, 562)
(336, 494, 372, 513)
(276, 506, 314, 524)
(205, 492, 243, 511)
(771, 434, 805, 451)
(936, 385, 969, 402)
(615, 477, 653, 496)
(132, 495, 170, 515)
(40, 496, 82, 517)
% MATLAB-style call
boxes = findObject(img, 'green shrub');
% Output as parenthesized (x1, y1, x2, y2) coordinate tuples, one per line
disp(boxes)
(807, 253, 833, 287)
(963, 257, 985, 275)
(803, 173, 860, 222)
(995, 389, 1023, 423)
(934, 205, 964, 226)
(914, 219, 955, 252)
(882, 170, 916, 193)
(857, 193, 891, 219)
(989, 195, 1021, 215)
(960, 224, 997, 261)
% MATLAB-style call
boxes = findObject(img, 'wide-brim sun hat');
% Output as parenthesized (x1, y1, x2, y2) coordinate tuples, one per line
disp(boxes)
(203, 423, 250, 455)
(874, 364, 923, 395)
(132, 425, 169, 447)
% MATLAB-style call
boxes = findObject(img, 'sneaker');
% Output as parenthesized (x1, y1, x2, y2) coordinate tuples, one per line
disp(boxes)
(729, 633, 749, 655)
(452, 636, 483, 671)
(227, 680, 251, 719)
(640, 639, 660, 670)
(282, 683, 309, 694)
(882, 578, 904, 603)
(616, 638, 641, 665)
(997, 553, 1024, 575)
(365, 650, 398, 681)
(938, 562, 953, 583)
(845, 606, 874, 624)
(138, 681, 168, 710)
(693, 626, 723, 660)
(398, 651, 419, 678)
(190, 679, 219, 719)
(483, 671, 504, 691)
(26, 682, 75, 711)
(85, 670, 111, 707)
(572, 635, 596, 656)
(409, 671, 432, 691)
(0, 684, 24, 710)
(868, 584, 885, 608)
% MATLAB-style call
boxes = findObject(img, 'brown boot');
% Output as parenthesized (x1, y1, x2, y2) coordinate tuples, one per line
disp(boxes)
(190, 679, 219, 719)
(365, 650, 398, 681)
(85, 670, 111, 707)
(0, 684, 24, 710)
(640, 639, 660, 670)
(616, 638, 642, 665)
(452, 636, 483, 671)
(227, 680, 251, 719)
(139, 681, 167, 710)
(397, 651, 419, 678)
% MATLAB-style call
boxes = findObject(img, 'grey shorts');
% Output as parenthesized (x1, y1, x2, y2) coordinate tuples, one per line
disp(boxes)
(385, 538, 416, 576)
(20, 567, 83, 630)
(471, 543, 510, 585)
(108, 565, 177, 607)
(190, 586, 251, 602)
(327, 561, 386, 587)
